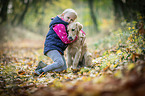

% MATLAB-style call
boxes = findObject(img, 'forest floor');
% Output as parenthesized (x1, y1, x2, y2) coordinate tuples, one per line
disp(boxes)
(0, 23, 145, 96)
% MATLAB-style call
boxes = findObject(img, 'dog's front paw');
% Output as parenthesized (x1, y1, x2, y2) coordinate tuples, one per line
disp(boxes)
(71, 68, 80, 73)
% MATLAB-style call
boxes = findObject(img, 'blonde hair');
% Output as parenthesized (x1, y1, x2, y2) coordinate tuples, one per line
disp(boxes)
(60, 9, 77, 19)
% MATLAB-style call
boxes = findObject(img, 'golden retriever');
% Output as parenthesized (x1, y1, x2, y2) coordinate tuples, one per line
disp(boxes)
(67, 22, 92, 69)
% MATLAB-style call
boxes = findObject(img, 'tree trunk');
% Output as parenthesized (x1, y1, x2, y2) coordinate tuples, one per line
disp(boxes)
(17, 0, 29, 25)
(113, 0, 127, 23)
(0, 0, 10, 24)
(113, 0, 145, 22)
(88, 0, 98, 32)
(126, 0, 145, 21)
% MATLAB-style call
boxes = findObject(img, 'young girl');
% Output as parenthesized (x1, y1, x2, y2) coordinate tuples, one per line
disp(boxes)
(34, 9, 78, 76)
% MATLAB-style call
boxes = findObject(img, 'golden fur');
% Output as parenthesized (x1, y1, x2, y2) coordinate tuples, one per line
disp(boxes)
(67, 22, 92, 69)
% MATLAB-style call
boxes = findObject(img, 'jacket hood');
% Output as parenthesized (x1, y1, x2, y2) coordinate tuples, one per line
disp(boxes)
(49, 16, 69, 28)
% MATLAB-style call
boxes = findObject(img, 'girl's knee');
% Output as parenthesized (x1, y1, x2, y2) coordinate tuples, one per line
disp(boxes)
(57, 58, 64, 67)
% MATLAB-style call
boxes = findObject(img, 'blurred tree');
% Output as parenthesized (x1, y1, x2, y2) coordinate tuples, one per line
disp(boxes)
(17, 0, 30, 25)
(113, 0, 145, 23)
(0, 0, 10, 24)
(113, 0, 126, 22)
(88, 0, 98, 31)
(0, 0, 121, 34)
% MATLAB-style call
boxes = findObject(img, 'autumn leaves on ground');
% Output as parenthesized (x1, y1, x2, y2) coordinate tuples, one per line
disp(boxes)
(0, 21, 145, 96)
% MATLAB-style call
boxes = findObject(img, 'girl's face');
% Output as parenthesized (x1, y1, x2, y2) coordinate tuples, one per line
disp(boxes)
(63, 12, 77, 24)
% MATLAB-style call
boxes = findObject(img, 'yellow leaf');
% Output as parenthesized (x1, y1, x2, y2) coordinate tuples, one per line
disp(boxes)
(45, 79, 49, 82)
(116, 50, 122, 54)
(21, 62, 25, 65)
(95, 73, 99, 76)
(23, 59, 26, 61)
(64, 75, 68, 79)
(128, 36, 132, 40)
(29, 79, 33, 82)
(82, 76, 91, 82)
(139, 16, 143, 19)
(107, 62, 110, 66)
(114, 70, 122, 78)
(128, 63, 135, 71)
(113, 64, 118, 68)
(82, 76, 86, 80)
(33, 80, 37, 83)
(95, 75, 105, 83)
(128, 27, 131, 30)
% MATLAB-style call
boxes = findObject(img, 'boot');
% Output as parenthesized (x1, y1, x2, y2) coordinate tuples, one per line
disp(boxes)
(35, 61, 47, 71)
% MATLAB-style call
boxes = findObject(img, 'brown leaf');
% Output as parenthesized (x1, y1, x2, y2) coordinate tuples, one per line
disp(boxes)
(18, 70, 26, 75)
(103, 66, 110, 71)
(138, 22, 145, 35)
(132, 53, 144, 62)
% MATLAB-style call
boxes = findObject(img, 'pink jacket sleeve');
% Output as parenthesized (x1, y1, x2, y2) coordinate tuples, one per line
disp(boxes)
(53, 24, 77, 44)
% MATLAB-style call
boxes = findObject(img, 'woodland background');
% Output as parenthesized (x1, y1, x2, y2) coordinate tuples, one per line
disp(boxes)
(0, 0, 145, 96)
(0, 0, 145, 43)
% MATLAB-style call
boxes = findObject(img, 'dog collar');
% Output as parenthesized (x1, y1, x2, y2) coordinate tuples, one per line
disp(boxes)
(74, 35, 78, 41)
(81, 30, 86, 35)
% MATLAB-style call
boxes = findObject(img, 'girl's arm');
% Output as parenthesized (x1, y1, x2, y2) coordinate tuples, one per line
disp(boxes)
(53, 24, 77, 44)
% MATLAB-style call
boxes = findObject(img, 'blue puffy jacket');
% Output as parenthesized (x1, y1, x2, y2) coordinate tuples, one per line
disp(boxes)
(44, 16, 69, 55)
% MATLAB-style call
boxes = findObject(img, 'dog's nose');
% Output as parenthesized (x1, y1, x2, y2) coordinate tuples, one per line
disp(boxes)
(68, 36, 73, 41)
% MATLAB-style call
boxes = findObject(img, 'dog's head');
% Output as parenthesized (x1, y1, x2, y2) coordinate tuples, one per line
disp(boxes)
(67, 22, 83, 41)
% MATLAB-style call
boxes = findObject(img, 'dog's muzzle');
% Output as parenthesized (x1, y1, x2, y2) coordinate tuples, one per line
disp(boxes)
(68, 36, 73, 41)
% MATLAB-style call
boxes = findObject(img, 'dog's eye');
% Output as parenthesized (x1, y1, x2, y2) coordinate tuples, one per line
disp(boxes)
(72, 29, 75, 31)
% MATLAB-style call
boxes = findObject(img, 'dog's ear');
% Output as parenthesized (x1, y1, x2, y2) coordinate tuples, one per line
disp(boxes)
(76, 22, 83, 31)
